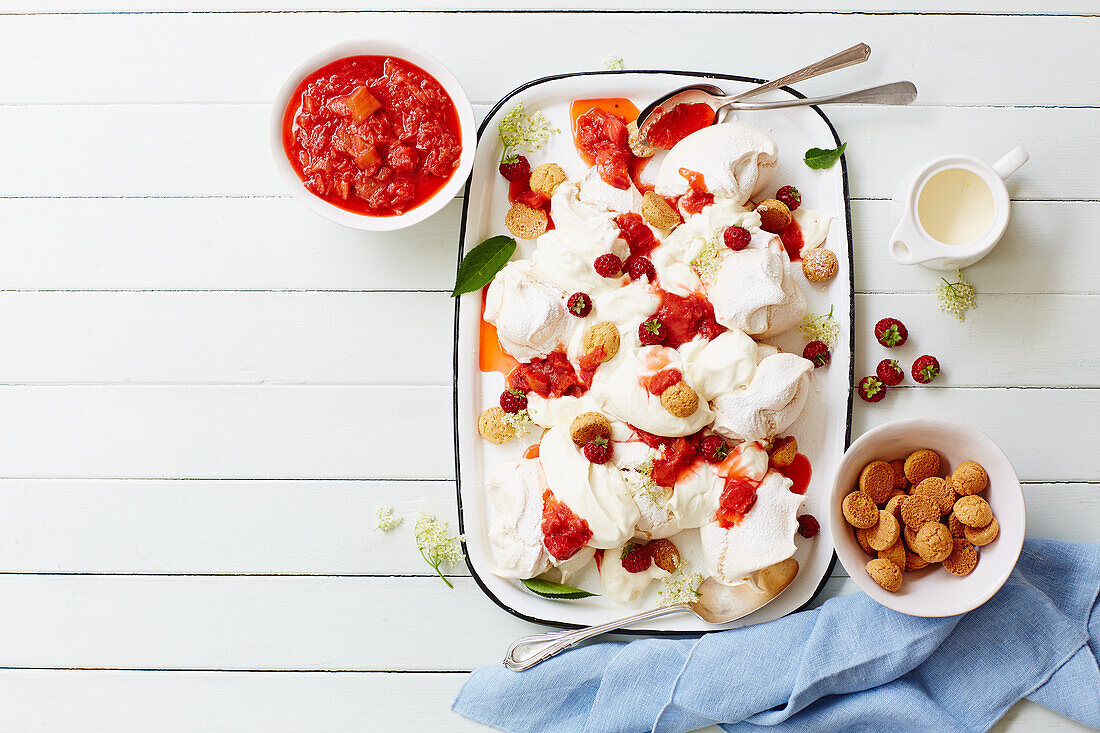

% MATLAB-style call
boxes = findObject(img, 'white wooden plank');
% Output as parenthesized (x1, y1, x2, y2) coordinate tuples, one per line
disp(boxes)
(0, 479, 1088, 575)
(0, 198, 1096, 294)
(0, 292, 452, 385)
(0, 105, 1092, 200)
(0, 385, 454, 479)
(0, 13, 1096, 106)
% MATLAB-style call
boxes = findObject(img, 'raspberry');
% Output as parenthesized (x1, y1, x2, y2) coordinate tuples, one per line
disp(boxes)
(499, 388, 527, 414)
(625, 254, 656, 281)
(858, 376, 887, 403)
(775, 185, 802, 211)
(701, 435, 729, 463)
(912, 355, 941, 384)
(583, 437, 613, 464)
(498, 155, 530, 182)
(877, 359, 904, 386)
(620, 542, 652, 573)
(874, 318, 908, 348)
(797, 514, 820, 538)
(803, 340, 830, 368)
(638, 317, 666, 346)
(567, 292, 592, 317)
(723, 225, 751, 251)
(594, 253, 623, 278)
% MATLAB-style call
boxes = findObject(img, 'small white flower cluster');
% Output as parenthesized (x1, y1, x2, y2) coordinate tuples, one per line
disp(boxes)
(657, 565, 705, 607)
(498, 103, 559, 156)
(798, 306, 840, 347)
(374, 505, 403, 533)
(626, 458, 665, 508)
(502, 408, 534, 437)
(691, 231, 723, 285)
(414, 513, 464, 577)
(936, 269, 977, 321)
(602, 55, 625, 71)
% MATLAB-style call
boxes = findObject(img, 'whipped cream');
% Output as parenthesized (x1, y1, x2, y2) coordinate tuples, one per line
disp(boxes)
(485, 459, 552, 579)
(700, 470, 804, 586)
(712, 352, 814, 443)
(678, 330, 758, 401)
(654, 122, 778, 205)
(484, 260, 574, 362)
(539, 425, 639, 549)
(566, 281, 660, 359)
(708, 237, 806, 337)
(667, 442, 769, 529)
(793, 208, 833, 252)
(599, 544, 671, 602)
(650, 199, 760, 296)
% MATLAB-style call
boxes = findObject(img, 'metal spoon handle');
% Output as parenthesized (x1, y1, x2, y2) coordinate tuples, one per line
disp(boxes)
(725, 81, 918, 110)
(723, 42, 871, 106)
(503, 603, 692, 672)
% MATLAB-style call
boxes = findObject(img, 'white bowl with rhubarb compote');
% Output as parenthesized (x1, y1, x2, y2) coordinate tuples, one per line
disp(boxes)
(271, 39, 476, 231)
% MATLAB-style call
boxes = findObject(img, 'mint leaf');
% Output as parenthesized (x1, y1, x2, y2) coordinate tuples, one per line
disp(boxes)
(520, 577, 598, 600)
(804, 142, 847, 170)
(452, 236, 517, 297)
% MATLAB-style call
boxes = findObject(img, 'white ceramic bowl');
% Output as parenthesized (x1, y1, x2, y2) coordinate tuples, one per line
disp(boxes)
(830, 417, 1025, 617)
(269, 39, 476, 231)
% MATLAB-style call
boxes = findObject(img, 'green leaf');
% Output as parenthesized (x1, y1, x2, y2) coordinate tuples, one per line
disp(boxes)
(452, 236, 517, 297)
(520, 577, 599, 600)
(804, 142, 847, 170)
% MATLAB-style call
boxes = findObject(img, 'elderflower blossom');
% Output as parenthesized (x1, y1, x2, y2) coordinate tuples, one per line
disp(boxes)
(936, 269, 977, 321)
(498, 103, 559, 158)
(502, 408, 534, 437)
(625, 453, 665, 508)
(414, 513, 464, 589)
(602, 54, 624, 71)
(690, 230, 723, 285)
(657, 566, 705, 608)
(798, 305, 840, 347)
(374, 505, 402, 533)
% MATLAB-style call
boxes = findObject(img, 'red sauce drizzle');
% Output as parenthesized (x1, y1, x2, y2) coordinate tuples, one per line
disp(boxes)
(541, 489, 592, 561)
(677, 168, 714, 214)
(632, 428, 705, 489)
(645, 103, 715, 149)
(282, 55, 462, 216)
(523, 444, 540, 460)
(652, 290, 726, 348)
(616, 212, 660, 258)
(478, 288, 519, 376)
(508, 351, 591, 398)
(777, 453, 812, 495)
(780, 218, 805, 261)
(716, 477, 760, 528)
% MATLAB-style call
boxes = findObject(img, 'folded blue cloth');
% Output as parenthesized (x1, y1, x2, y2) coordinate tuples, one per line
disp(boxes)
(454, 538, 1100, 732)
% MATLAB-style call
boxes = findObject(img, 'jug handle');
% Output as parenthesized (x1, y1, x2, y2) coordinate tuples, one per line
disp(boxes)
(992, 145, 1029, 179)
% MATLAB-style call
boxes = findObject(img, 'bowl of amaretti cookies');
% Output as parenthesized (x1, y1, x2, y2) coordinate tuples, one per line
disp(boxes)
(830, 417, 1025, 617)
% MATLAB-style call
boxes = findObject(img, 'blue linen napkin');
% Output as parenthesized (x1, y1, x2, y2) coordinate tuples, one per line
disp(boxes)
(454, 538, 1100, 732)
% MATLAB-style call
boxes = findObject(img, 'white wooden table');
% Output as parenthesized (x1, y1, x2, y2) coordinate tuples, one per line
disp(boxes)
(0, 3, 1095, 731)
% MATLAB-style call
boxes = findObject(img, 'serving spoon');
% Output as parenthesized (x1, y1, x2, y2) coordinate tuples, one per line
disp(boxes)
(636, 42, 872, 146)
(503, 558, 799, 672)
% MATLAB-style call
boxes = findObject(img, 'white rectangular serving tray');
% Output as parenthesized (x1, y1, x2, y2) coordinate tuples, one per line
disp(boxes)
(454, 70, 853, 632)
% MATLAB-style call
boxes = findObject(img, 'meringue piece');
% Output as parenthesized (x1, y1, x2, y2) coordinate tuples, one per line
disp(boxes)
(711, 352, 814, 443)
(589, 345, 714, 437)
(486, 459, 552, 579)
(539, 426, 639, 549)
(666, 462, 724, 530)
(700, 470, 804, 586)
(600, 543, 671, 602)
(678, 330, 758, 402)
(577, 166, 644, 213)
(484, 260, 573, 362)
(792, 208, 834, 252)
(654, 121, 778, 206)
(708, 237, 806, 337)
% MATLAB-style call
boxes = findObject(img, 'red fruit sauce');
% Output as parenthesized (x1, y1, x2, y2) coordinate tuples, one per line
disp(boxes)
(645, 103, 715, 149)
(645, 368, 683, 396)
(633, 428, 703, 489)
(780, 218, 805, 261)
(508, 351, 590, 399)
(616, 212, 660, 257)
(652, 290, 725, 349)
(678, 168, 714, 214)
(541, 490, 592, 561)
(282, 55, 462, 216)
(572, 106, 635, 190)
(715, 477, 759, 528)
(776, 453, 812, 495)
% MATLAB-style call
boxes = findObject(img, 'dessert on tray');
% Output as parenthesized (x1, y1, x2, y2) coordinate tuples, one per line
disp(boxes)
(472, 95, 843, 608)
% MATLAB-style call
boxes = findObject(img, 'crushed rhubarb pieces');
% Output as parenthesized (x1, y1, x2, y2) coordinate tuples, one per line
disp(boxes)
(541, 489, 593, 560)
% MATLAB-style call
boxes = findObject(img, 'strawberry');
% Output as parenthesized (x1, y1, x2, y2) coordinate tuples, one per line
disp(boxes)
(583, 437, 613, 464)
(638, 317, 666, 346)
(874, 318, 908, 347)
(776, 185, 802, 211)
(700, 435, 729, 463)
(877, 359, 904, 386)
(498, 154, 530, 182)
(567, 292, 592, 317)
(625, 254, 656, 281)
(593, 253, 623, 278)
(858, 375, 887, 403)
(620, 542, 652, 573)
(912, 355, 941, 384)
(499, 388, 527, 414)
(723, 225, 751, 251)
(797, 514, 820, 538)
(803, 340, 830, 368)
